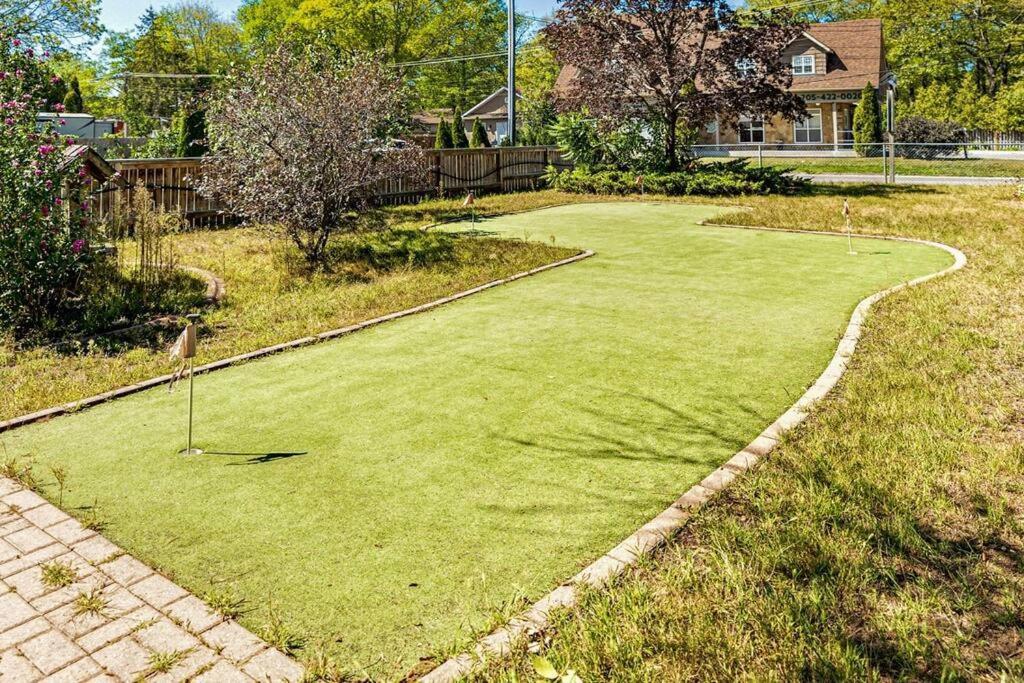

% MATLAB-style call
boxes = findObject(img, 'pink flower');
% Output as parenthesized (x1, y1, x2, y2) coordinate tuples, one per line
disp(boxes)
(72, 239, 86, 254)
(37, 144, 55, 155)
(3, 118, 12, 126)
(53, 103, 65, 113)
(54, 197, 62, 206)
(41, 205, 50, 217)
(12, 39, 21, 47)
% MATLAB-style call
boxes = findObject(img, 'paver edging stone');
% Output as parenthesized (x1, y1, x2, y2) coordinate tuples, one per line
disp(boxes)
(415, 217, 967, 682)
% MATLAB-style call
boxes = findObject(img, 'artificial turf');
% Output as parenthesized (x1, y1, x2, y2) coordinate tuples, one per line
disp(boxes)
(0, 203, 952, 677)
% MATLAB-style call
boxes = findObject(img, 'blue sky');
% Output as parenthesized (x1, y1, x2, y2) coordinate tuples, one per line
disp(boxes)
(100, 0, 560, 33)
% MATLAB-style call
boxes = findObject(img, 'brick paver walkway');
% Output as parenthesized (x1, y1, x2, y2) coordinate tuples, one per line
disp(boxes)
(0, 478, 303, 682)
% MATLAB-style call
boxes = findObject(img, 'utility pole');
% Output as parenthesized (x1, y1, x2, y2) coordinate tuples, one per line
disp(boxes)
(507, 0, 516, 146)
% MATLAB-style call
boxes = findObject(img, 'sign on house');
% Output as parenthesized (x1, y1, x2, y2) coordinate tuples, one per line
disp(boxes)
(798, 91, 863, 103)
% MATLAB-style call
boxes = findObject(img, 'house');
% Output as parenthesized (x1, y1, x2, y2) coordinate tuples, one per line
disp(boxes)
(461, 87, 521, 144)
(37, 113, 126, 139)
(554, 18, 887, 149)
(411, 87, 522, 146)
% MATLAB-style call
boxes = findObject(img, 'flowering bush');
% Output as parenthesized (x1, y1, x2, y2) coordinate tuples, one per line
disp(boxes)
(0, 34, 94, 335)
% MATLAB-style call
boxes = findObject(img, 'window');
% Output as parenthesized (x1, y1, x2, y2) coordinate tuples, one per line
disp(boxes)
(792, 54, 815, 75)
(794, 108, 823, 143)
(735, 58, 756, 77)
(738, 117, 764, 144)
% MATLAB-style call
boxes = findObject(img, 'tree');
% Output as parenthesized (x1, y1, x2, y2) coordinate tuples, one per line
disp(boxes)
(853, 82, 881, 155)
(516, 34, 560, 144)
(62, 74, 82, 112)
(547, 0, 806, 170)
(239, 0, 509, 111)
(198, 44, 424, 266)
(0, 0, 102, 50)
(106, 2, 243, 135)
(177, 108, 207, 157)
(451, 110, 470, 148)
(746, 0, 1024, 108)
(435, 118, 454, 148)
(994, 81, 1024, 133)
(470, 117, 490, 147)
(952, 75, 995, 131)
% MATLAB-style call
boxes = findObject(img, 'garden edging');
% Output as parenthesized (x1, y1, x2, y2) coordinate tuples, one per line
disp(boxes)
(0, 250, 593, 435)
(416, 219, 967, 683)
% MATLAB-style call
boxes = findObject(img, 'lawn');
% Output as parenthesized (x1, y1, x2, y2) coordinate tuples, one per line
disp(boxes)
(474, 186, 1024, 681)
(0, 202, 950, 678)
(0, 230, 572, 421)
(753, 155, 1024, 177)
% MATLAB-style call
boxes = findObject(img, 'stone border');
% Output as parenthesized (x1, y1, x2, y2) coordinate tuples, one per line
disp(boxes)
(418, 222, 967, 683)
(0, 250, 593, 435)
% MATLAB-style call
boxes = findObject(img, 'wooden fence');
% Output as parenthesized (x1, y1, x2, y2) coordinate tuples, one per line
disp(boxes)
(93, 147, 570, 226)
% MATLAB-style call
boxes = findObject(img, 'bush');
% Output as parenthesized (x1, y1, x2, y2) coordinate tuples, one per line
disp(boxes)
(435, 118, 454, 149)
(470, 117, 490, 148)
(328, 230, 455, 271)
(894, 116, 967, 159)
(853, 83, 882, 157)
(451, 111, 469, 148)
(0, 35, 95, 336)
(545, 159, 805, 197)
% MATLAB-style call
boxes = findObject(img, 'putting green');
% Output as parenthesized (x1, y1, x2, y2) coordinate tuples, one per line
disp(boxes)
(0, 203, 952, 676)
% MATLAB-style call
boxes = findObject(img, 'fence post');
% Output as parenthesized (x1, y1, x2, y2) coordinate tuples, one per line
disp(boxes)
(757, 145, 763, 169)
(496, 148, 504, 191)
(887, 133, 896, 183)
(881, 142, 887, 182)
(433, 150, 442, 196)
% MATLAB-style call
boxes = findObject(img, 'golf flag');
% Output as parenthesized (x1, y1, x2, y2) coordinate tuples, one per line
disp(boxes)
(842, 198, 856, 255)
(168, 322, 197, 392)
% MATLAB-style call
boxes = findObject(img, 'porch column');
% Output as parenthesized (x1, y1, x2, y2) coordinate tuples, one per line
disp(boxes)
(832, 102, 839, 152)
(715, 115, 721, 148)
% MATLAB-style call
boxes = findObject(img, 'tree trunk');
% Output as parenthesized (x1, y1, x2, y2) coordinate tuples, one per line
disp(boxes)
(665, 110, 679, 171)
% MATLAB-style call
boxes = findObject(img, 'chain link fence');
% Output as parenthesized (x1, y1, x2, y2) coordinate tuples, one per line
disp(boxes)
(692, 143, 1024, 182)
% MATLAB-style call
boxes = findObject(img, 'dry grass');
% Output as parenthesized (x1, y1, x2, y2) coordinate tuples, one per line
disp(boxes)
(457, 184, 1024, 681)
(0, 228, 573, 422)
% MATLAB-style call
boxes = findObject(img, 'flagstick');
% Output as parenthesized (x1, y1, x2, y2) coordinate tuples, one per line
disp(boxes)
(187, 357, 195, 454)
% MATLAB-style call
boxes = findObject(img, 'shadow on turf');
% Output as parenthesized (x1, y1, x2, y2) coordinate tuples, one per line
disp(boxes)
(203, 450, 309, 465)
(498, 390, 770, 466)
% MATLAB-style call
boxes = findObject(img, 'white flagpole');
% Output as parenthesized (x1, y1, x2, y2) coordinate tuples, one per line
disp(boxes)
(175, 313, 203, 456)
(843, 198, 856, 255)
(186, 355, 195, 454)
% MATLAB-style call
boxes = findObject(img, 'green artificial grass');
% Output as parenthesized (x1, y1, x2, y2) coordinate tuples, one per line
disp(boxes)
(0, 203, 952, 678)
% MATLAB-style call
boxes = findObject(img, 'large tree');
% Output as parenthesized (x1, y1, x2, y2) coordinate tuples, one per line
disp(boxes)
(238, 0, 510, 111)
(746, 0, 1024, 111)
(548, 0, 806, 169)
(0, 0, 102, 49)
(105, 2, 244, 135)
